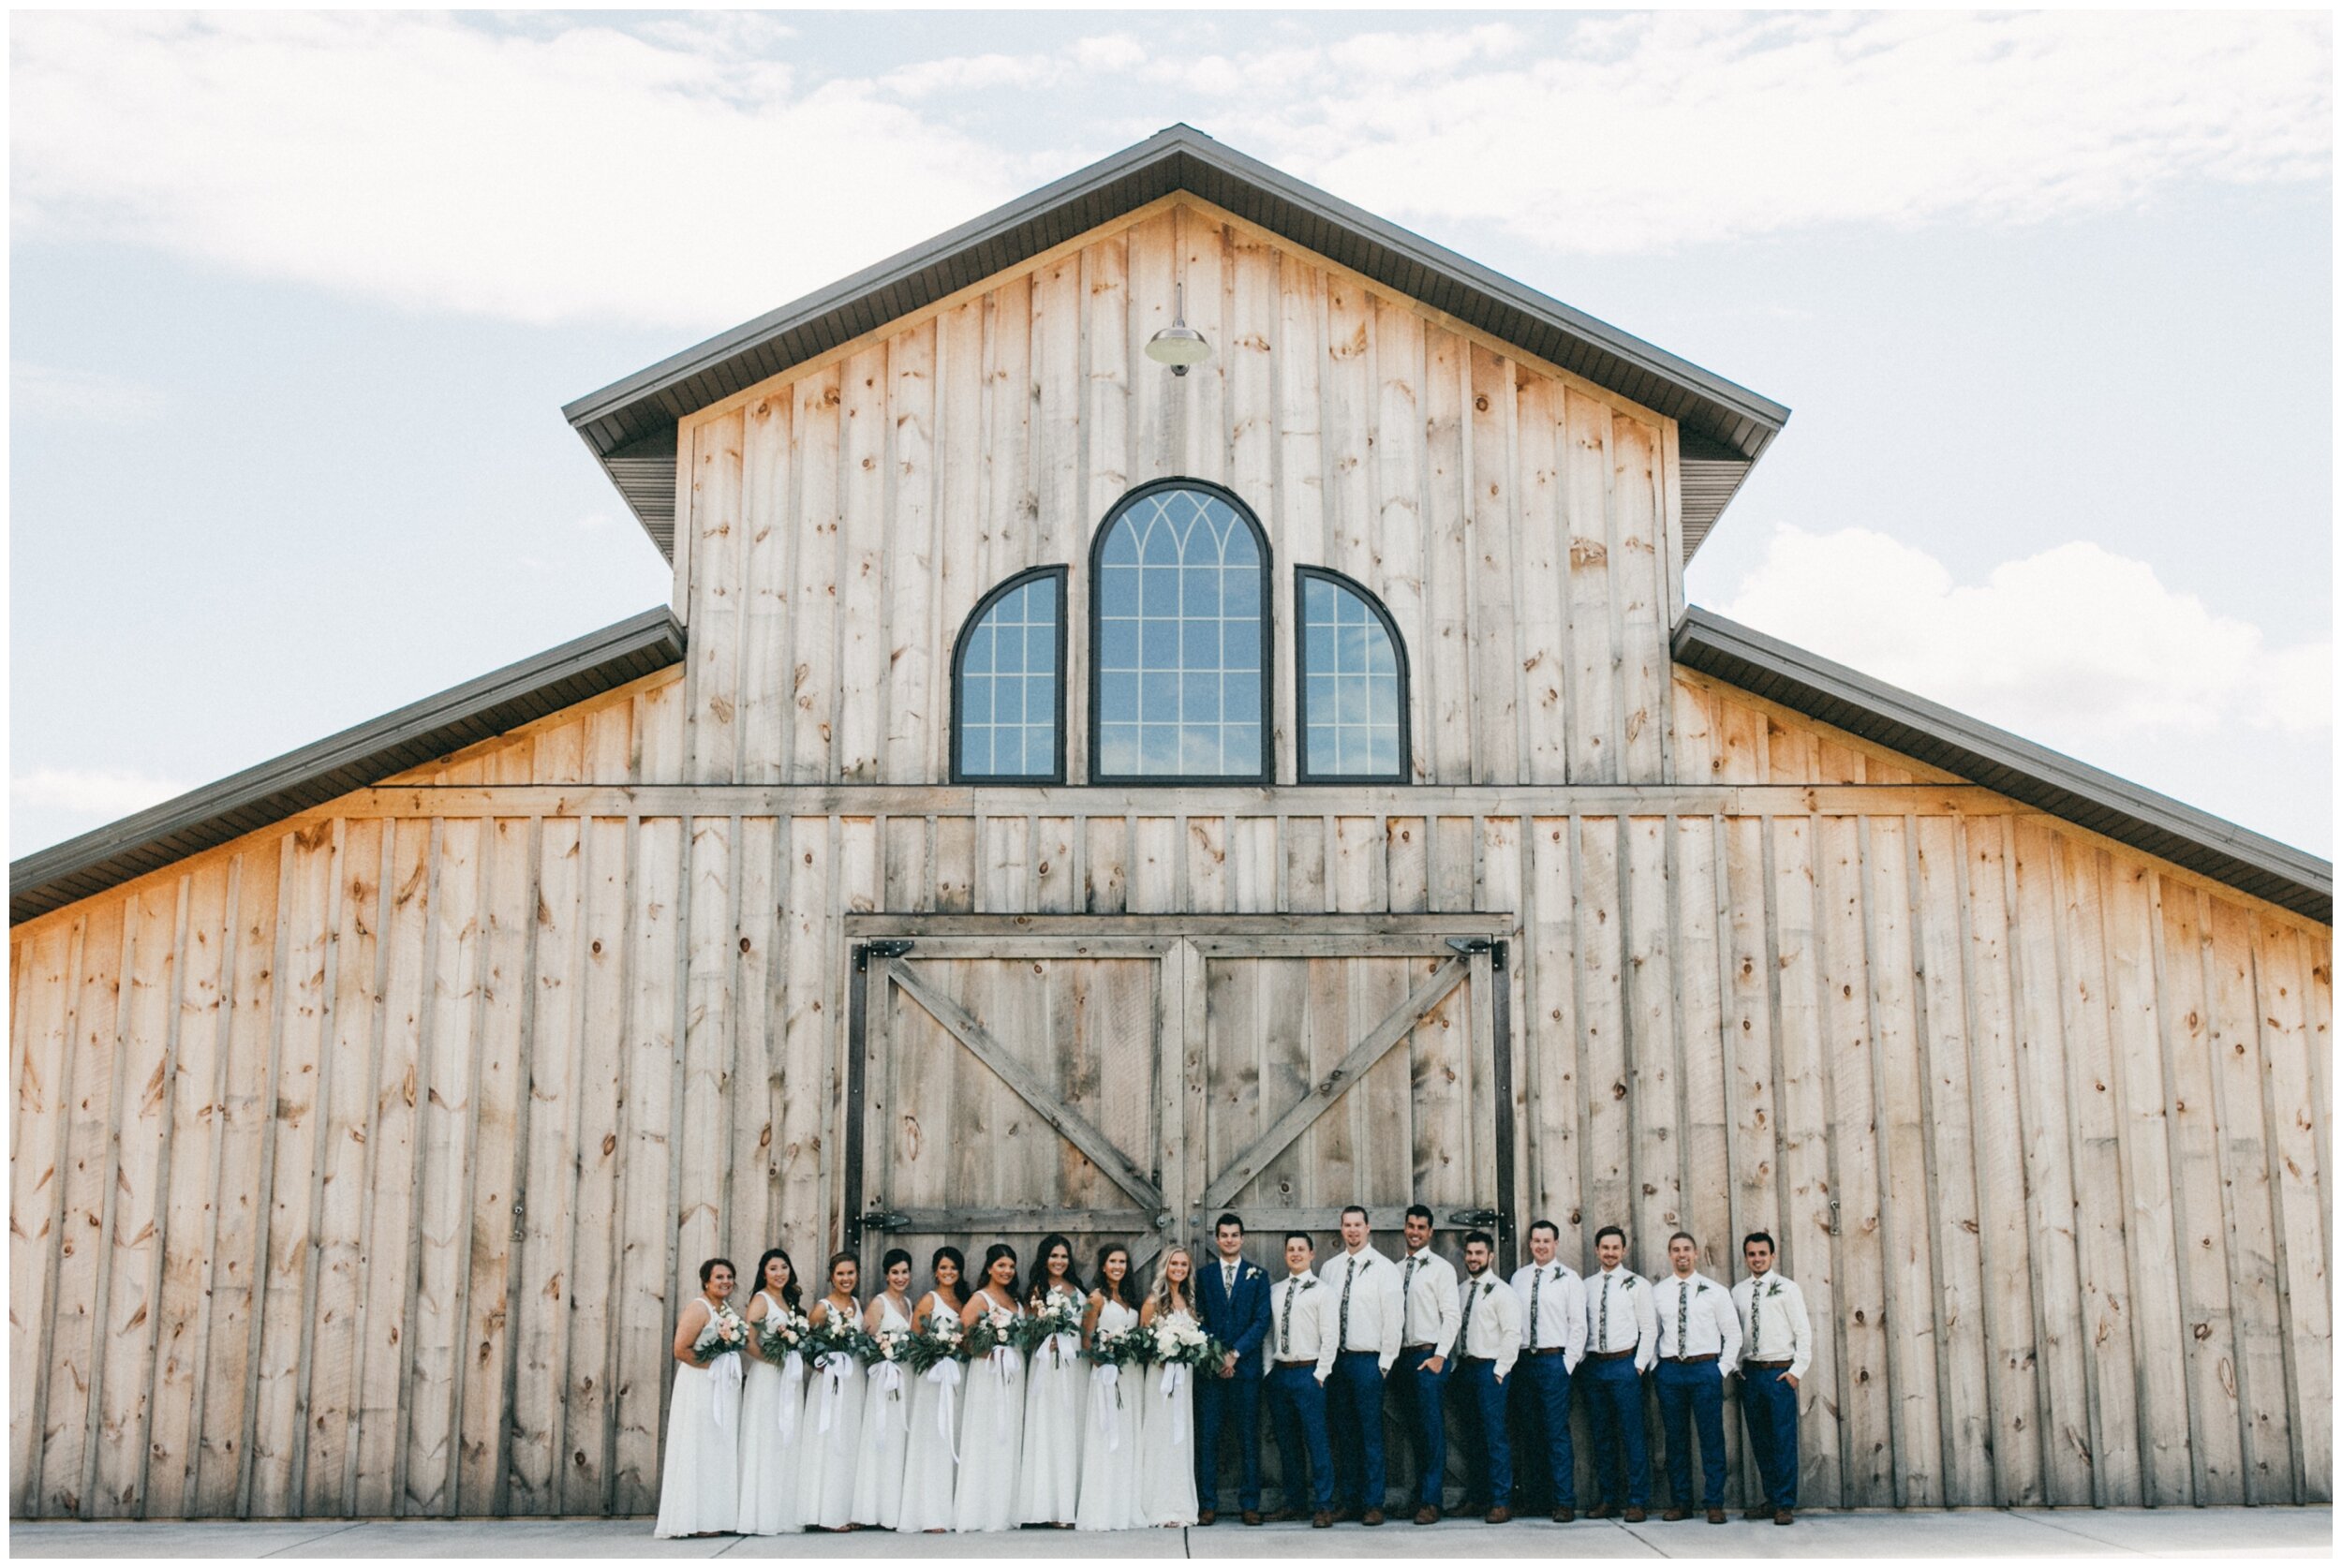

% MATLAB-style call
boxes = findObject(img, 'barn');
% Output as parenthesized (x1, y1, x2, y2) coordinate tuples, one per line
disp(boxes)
(10, 126, 2331, 1522)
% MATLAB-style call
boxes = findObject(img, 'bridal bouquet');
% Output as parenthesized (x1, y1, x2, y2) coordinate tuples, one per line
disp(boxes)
(962, 1303, 1021, 1360)
(1016, 1291, 1086, 1370)
(1084, 1322, 1149, 1371)
(753, 1303, 811, 1364)
(902, 1311, 968, 1374)
(689, 1301, 749, 1367)
(804, 1312, 872, 1367)
(862, 1325, 915, 1371)
(1146, 1316, 1223, 1370)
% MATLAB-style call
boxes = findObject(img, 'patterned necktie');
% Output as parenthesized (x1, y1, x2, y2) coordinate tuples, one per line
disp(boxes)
(1527, 1267, 1543, 1352)
(1751, 1282, 1762, 1357)
(1598, 1274, 1610, 1350)
(1460, 1277, 1480, 1353)
(1676, 1279, 1690, 1356)
(1402, 1255, 1420, 1335)
(1340, 1256, 1358, 1349)
(1280, 1280, 1295, 1354)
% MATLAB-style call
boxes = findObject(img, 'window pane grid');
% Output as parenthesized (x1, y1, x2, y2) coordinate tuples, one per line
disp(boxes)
(958, 576, 1059, 777)
(1096, 489, 1264, 777)
(1299, 575, 1401, 777)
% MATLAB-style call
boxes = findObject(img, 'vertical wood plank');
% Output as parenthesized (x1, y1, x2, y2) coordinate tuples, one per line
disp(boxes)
(835, 345, 891, 783)
(686, 409, 747, 784)
(1611, 412, 1666, 782)
(789, 366, 843, 784)
(884, 321, 940, 782)
(1421, 328, 1472, 783)
(1467, 346, 1519, 785)
(736, 392, 795, 783)
(2252, 918, 2332, 1501)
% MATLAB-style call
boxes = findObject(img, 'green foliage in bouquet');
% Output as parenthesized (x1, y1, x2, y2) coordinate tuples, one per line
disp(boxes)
(901, 1311, 969, 1374)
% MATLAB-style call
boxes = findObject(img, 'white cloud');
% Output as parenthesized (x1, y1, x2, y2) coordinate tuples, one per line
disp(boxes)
(11, 362, 166, 423)
(1712, 525, 2332, 746)
(13, 768, 190, 820)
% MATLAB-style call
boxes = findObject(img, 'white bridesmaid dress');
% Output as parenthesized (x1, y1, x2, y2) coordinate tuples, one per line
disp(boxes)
(795, 1297, 866, 1530)
(652, 1295, 743, 1537)
(851, 1294, 915, 1527)
(1015, 1283, 1086, 1524)
(734, 1290, 808, 1534)
(951, 1294, 1027, 1531)
(896, 1294, 966, 1533)
(1075, 1297, 1144, 1531)
(1138, 1307, 1201, 1526)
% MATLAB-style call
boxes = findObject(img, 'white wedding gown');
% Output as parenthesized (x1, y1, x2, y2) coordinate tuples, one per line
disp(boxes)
(1075, 1298, 1144, 1531)
(897, 1294, 965, 1533)
(652, 1295, 741, 1537)
(734, 1290, 808, 1534)
(851, 1294, 915, 1527)
(1016, 1284, 1086, 1524)
(952, 1294, 1027, 1531)
(1139, 1308, 1201, 1526)
(795, 1298, 865, 1530)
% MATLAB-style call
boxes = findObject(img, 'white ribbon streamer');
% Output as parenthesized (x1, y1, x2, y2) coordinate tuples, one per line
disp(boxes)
(816, 1353, 852, 1436)
(1048, 1331, 1079, 1371)
(988, 1346, 1017, 1440)
(776, 1351, 805, 1441)
(925, 1359, 963, 1463)
(1091, 1363, 1124, 1452)
(870, 1361, 907, 1449)
(709, 1351, 743, 1432)
(1161, 1361, 1190, 1445)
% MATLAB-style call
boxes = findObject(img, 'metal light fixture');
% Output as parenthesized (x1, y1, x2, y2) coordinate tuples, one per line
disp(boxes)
(1144, 281, 1211, 376)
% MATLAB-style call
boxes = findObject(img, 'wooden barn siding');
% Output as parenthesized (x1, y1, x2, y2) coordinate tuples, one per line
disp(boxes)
(661, 197, 1682, 791)
(11, 670, 2331, 1517)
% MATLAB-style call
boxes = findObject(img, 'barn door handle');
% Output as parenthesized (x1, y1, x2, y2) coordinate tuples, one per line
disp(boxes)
(1448, 1208, 1501, 1227)
(865, 1208, 914, 1232)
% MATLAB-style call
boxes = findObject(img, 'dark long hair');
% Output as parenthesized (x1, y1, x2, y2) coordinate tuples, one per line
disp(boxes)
(752, 1248, 803, 1310)
(1093, 1241, 1135, 1308)
(1030, 1232, 1084, 1304)
(974, 1242, 1020, 1304)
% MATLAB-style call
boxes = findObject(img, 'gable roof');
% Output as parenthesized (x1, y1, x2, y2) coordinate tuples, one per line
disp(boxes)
(1673, 607, 2334, 922)
(8, 609, 684, 925)
(563, 124, 1790, 562)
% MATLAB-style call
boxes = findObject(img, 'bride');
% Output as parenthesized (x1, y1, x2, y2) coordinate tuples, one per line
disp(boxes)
(1137, 1245, 1202, 1526)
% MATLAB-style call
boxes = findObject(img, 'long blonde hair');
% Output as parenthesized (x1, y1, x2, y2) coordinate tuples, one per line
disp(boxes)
(1147, 1245, 1196, 1317)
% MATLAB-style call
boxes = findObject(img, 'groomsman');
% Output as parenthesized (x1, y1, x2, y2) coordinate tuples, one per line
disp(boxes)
(1581, 1224, 1657, 1522)
(1651, 1232, 1741, 1523)
(1730, 1232, 1812, 1526)
(1195, 1212, 1272, 1526)
(1509, 1219, 1586, 1521)
(1449, 1231, 1523, 1523)
(1395, 1205, 1461, 1524)
(1266, 1232, 1341, 1527)
(1324, 1206, 1403, 1524)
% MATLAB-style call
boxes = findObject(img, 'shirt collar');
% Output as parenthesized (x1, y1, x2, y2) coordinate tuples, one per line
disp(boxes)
(1286, 1268, 1317, 1287)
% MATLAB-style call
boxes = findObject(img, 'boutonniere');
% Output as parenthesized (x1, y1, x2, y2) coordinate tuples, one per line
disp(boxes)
(1300, 1278, 1320, 1292)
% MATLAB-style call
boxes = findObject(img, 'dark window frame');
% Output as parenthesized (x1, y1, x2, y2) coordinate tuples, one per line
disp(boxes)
(1087, 477, 1275, 787)
(949, 564, 1070, 785)
(1293, 565, 1413, 785)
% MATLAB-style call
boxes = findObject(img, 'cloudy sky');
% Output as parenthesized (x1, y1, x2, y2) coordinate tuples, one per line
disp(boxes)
(10, 9, 2333, 856)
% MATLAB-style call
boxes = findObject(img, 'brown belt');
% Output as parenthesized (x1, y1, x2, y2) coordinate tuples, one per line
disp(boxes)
(1587, 1347, 1635, 1361)
(1530, 1347, 1568, 1356)
(1275, 1358, 1318, 1368)
(1402, 1343, 1437, 1353)
(1669, 1353, 1719, 1364)
(1744, 1358, 1795, 1369)
(1460, 1354, 1498, 1367)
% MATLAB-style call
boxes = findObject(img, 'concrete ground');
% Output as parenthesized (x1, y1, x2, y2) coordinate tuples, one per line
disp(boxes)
(7, 1508, 2330, 1559)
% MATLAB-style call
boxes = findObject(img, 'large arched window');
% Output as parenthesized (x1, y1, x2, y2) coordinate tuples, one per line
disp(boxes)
(1296, 567, 1409, 782)
(1089, 481, 1270, 783)
(951, 566, 1066, 783)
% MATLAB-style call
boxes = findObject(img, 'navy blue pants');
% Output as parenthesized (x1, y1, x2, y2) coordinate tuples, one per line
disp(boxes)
(1511, 1352, 1577, 1508)
(1394, 1347, 1451, 1508)
(1580, 1354, 1651, 1509)
(1265, 1363, 1335, 1514)
(1195, 1368, 1265, 1512)
(1740, 1365, 1800, 1511)
(1326, 1351, 1388, 1512)
(1451, 1360, 1514, 1508)
(1654, 1358, 1727, 1508)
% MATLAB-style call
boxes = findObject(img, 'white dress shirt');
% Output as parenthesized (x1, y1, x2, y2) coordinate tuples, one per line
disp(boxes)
(1329, 1246, 1405, 1371)
(1653, 1270, 1742, 1365)
(1731, 1271, 1814, 1380)
(1269, 1269, 1341, 1383)
(1399, 1247, 1462, 1358)
(1507, 1260, 1587, 1370)
(1586, 1265, 1659, 1372)
(1455, 1271, 1523, 1380)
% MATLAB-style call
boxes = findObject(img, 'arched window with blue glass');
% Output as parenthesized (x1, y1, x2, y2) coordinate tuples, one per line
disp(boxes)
(951, 566, 1066, 783)
(1089, 481, 1271, 783)
(1295, 567, 1409, 783)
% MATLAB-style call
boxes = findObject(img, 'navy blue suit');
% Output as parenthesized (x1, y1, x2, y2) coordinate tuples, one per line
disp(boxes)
(1195, 1252, 1273, 1512)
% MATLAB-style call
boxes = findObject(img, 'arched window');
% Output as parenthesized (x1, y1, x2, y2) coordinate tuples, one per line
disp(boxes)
(1089, 481, 1270, 783)
(1296, 567, 1408, 783)
(951, 567, 1066, 783)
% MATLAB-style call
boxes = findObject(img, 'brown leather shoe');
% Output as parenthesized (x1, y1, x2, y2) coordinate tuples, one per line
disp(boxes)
(1413, 1505, 1440, 1526)
(1663, 1507, 1690, 1522)
(1773, 1508, 1794, 1525)
(1330, 1505, 1359, 1524)
(1485, 1506, 1512, 1524)
(1241, 1511, 1263, 1527)
(1312, 1510, 1334, 1528)
(1265, 1508, 1298, 1524)
(1551, 1506, 1576, 1523)
(1361, 1508, 1385, 1527)
(1586, 1503, 1615, 1520)
(1623, 1506, 1647, 1523)
(1197, 1510, 1216, 1527)
(1706, 1506, 1727, 1524)
(1745, 1506, 1769, 1521)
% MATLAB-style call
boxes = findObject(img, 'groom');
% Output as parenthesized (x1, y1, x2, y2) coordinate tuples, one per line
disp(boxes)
(1195, 1211, 1272, 1525)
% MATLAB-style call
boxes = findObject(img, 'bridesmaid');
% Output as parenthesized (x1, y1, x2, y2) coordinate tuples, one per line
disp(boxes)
(851, 1249, 917, 1529)
(735, 1248, 808, 1535)
(1138, 1245, 1202, 1527)
(796, 1251, 866, 1531)
(1016, 1233, 1086, 1527)
(653, 1257, 746, 1538)
(951, 1244, 1027, 1531)
(1075, 1243, 1144, 1531)
(897, 1247, 967, 1533)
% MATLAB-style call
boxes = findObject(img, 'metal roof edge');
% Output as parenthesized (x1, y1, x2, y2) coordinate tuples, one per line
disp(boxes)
(1671, 606, 2333, 923)
(10, 607, 686, 925)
